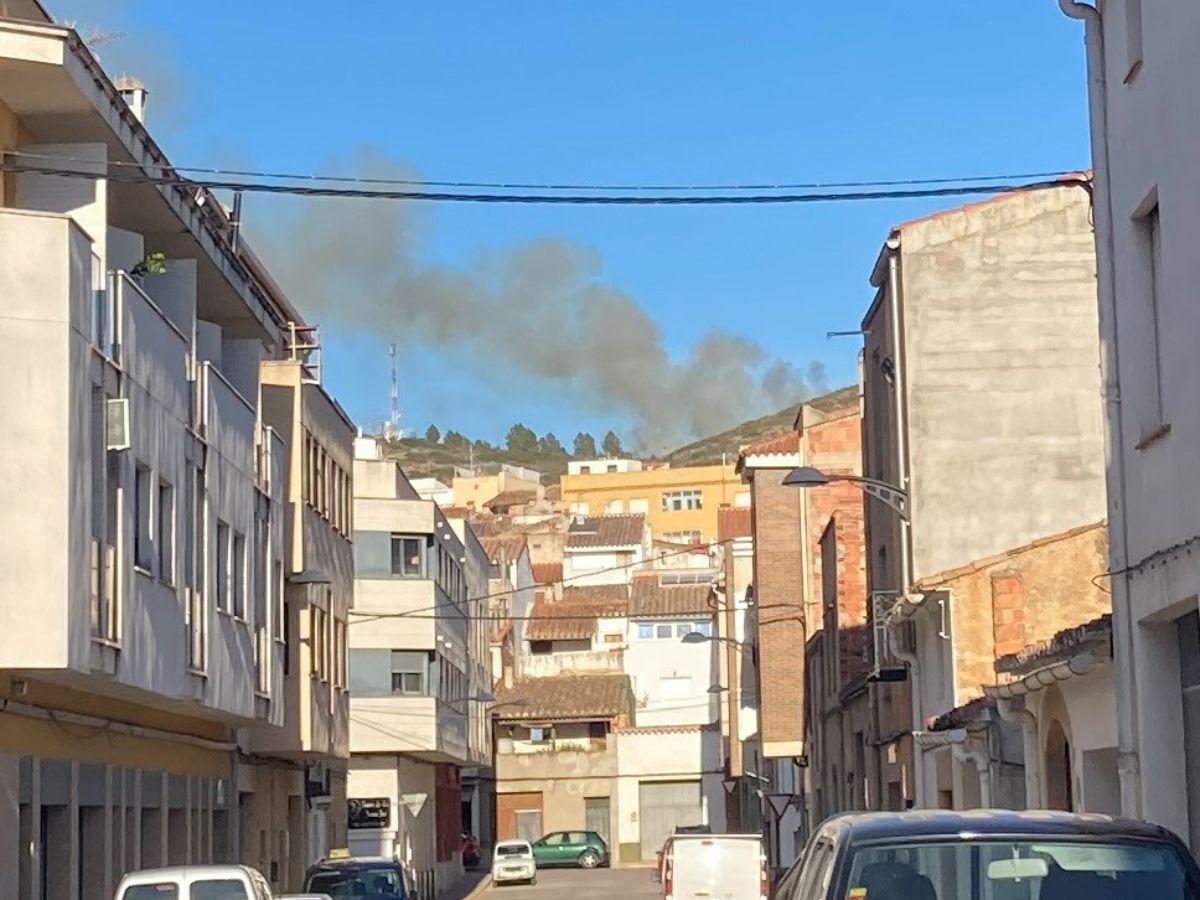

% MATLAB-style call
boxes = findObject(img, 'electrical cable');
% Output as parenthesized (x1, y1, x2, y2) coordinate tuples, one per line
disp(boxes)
(6, 149, 1078, 193)
(0, 160, 1086, 206)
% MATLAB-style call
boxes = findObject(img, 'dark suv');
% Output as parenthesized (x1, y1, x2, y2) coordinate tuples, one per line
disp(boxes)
(530, 831, 609, 869)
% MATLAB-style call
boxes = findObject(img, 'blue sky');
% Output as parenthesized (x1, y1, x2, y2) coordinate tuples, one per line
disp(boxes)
(56, 1, 1091, 448)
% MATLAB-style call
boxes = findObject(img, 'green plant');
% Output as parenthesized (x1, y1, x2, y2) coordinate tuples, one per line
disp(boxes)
(131, 252, 167, 278)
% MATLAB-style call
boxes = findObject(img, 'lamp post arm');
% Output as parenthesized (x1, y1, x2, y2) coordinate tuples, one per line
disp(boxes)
(835, 475, 909, 521)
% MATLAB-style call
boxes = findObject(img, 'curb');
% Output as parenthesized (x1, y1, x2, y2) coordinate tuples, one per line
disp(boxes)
(461, 875, 493, 899)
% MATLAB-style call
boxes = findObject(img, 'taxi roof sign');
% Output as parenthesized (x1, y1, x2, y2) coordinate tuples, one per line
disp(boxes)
(327, 848, 352, 861)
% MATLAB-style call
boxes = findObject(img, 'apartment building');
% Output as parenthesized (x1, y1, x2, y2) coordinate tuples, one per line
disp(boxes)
(859, 183, 1107, 813)
(347, 438, 491, 898)
(0, 8, 354, 897)
(1058, 0, 1200, 848)
(452, 463, 541, 511)
(560, 462, 747, 546)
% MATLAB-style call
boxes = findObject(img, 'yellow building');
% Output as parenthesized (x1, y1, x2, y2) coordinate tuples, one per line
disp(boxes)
(559, 461, 747, 544)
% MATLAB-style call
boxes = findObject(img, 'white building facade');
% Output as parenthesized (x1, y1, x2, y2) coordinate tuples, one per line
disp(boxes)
(1059, 0, 1200, 847)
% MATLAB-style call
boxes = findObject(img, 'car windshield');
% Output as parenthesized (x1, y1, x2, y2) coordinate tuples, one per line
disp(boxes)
(306, 866, 407, 900)
(497, 844, 531, 857)
(845, 839, 1197, 900)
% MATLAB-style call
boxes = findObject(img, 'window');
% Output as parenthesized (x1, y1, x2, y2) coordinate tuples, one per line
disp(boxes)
(216, 521, 231, 612)
(311, 606, 328, 681)
(655, 624, 672, 639)
(389, 651, 430, 694)
(637, 624, 654, 640)
(570, 502, 590, 516)
(735, 491, 751, 508)
(334, 618, 347, 689)
(190, 881, 252, 900)
(232, 532, 246, 619)
(605, 464, 618, 473)
(528, 727, 550, 745)
(690, 620, 712, 637)
(579, 466, 591, 475)
(663, 530, 702, 546)
(391, 535, 425, 577)
(661, 489, 703, 512)
(1134, 199, 1167, 439)
(604, 499, 624, 514)
(134, 464, 153, 571)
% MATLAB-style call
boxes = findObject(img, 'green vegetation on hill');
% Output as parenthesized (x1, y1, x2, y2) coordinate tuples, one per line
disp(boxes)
(380, 401, 813, 485)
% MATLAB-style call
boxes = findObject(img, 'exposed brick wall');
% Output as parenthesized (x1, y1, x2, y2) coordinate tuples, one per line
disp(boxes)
(751, 469, 806, 748)
(991, 574, 1027, 658)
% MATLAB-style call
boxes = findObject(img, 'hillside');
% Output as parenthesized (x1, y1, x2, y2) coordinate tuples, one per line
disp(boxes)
(378, 396, 836, 485)
(663, 405, 800, 468)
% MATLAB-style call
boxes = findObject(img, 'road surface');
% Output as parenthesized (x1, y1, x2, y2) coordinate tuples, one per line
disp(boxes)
(482, 866, 660, 900)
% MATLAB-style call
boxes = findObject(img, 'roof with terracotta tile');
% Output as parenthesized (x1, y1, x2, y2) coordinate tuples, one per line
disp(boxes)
(495, 673, 633, 722)
(480, 534, 528, 565)
(484, 489, 539, 511)
(717, 507, 753, 541)
(565, 514, 646, 549)
(739, 431, 799, 458)
(929, 696, 995, 733)
(995, 614, 1112, 677)
(629, 579, 715, 619)
(892, 173, 1091, 235)
(525, 584, 628, 641)
(440, 506, 472, 519)
(532, 562, 563, 586)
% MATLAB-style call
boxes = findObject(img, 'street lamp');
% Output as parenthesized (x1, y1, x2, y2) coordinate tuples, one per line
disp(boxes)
(680, 631, 757, 662)
(782, 465, 909, 521)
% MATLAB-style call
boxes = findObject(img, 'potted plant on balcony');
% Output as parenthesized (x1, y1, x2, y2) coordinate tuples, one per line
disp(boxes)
(130, 251, 167, 283)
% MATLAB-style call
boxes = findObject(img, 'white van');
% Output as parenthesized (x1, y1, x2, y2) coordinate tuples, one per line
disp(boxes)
(661, 834, 766, 900)
(114, 865, 274, 900)
(491, 840, 537, 886)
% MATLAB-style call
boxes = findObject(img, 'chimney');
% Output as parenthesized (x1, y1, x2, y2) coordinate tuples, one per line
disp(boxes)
(114, 76, 148, 123)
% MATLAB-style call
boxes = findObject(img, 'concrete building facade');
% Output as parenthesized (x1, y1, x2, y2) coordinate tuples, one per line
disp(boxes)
(860, 183, 1107, 811)
(347, 439, 491, 899)
(0, 9, 355, 897)
(560, 463, 745, 545)
(1058, 0, 1200, 849)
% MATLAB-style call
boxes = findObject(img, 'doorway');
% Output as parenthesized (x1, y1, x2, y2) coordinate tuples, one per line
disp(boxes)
(585, 797, 610, 844)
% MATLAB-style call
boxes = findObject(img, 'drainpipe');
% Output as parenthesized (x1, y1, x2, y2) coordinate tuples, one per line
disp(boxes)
(1057, 0, 1141, 819)
(884, 239, 923, 808)
(951, 742, 992, 808)
(996, 698, 1041, 808)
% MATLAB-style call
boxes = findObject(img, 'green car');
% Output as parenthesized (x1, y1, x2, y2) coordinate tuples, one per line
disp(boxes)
(530, 830, 609, 869)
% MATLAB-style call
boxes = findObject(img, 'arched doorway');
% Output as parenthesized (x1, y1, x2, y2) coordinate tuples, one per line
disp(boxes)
(1044, 719, 1073, 811)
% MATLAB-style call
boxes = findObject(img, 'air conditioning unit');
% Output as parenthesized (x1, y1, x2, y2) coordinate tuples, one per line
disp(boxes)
(105, 398, 130, 450)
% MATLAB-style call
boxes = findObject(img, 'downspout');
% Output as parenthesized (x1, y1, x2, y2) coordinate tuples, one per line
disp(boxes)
(1057, 0, 1141, 819)
(886, 238, 924, 806)
(996, 698, 1041, 808)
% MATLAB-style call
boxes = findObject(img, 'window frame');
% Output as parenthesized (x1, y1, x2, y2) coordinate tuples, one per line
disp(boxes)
(390, 534, 426, 578)
(157, 480, 175, 585)
(215, 520, 231, 613)
(134, 463, 154, 573)
(232, 531, 247, 620)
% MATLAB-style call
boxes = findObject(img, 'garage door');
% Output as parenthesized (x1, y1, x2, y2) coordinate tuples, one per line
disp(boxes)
(497, 792, 543, 841)
(638, 781, 703, 860)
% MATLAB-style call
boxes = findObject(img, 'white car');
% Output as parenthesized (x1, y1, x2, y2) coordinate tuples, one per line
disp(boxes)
(492, 840, 537, 886)
(115, 865, 274, 900)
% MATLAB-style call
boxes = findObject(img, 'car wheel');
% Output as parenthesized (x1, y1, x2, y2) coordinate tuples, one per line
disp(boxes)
(578, 850, 600, 869)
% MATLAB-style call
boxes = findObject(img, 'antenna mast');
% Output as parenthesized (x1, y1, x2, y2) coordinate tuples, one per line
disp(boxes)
(388, 343, 401, 440)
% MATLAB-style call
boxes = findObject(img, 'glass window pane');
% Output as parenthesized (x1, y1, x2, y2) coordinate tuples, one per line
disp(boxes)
(637, 624, 653, 639)
(676, 623, 693, 637)
(354, 531, 393, 578)
(656, 624, 672, 639)
(349, 649, 392, 696)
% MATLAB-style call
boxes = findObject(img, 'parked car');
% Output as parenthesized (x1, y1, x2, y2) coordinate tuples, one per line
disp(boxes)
(492, 840, 537, 886)
(774, 810, 1200, 900)
(658, 833, 766, 900)
(530, 830, 609, 868)
(115, 865, 274, 900)
(302, 849, 412, 900)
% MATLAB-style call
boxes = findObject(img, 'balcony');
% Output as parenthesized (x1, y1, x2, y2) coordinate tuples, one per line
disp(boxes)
(522, 651, 624, 678)
(350, 695, 470, 763)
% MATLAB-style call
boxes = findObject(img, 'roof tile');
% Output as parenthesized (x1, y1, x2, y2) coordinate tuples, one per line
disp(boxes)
(739, 431, 799, 458)
(495, 673, 632, 721)
(565, 514, 646, 549)
(525, 584, 628, 641)
(717, 507, 752, 541)
(629, 579, 714, 619)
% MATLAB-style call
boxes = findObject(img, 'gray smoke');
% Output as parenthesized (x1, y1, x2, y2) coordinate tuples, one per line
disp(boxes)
(254, 151, 827, 450)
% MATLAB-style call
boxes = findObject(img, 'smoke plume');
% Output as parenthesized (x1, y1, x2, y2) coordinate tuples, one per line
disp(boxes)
(255, 151, 827, 451)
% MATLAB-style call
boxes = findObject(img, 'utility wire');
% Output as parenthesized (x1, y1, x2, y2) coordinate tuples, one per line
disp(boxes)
(0, 161, 1084, 206)
(6, 150, 1079, 193)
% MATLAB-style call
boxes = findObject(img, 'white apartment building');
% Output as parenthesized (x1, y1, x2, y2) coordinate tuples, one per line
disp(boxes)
(0, 8, 354, 896)
(347, 438, 491, 898)
(1059, 0, 1200, 847)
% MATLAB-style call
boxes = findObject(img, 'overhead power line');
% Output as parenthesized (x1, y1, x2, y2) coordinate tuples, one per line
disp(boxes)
(0, 160, 1085, 207)
(8, 150, 1078, 193)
